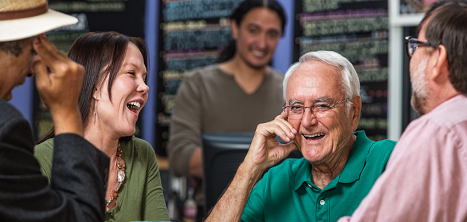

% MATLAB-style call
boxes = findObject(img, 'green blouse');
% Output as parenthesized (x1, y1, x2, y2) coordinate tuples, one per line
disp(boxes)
(34, 136, 170, 222)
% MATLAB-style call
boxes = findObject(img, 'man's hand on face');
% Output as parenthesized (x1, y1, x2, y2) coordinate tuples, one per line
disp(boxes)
(32, 34, 85, 136)
(204, 111, 298, 222)
(244, 110, 298, 172)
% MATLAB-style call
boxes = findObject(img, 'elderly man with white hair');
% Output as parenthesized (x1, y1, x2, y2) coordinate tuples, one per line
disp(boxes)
(205, 51, 395, 222)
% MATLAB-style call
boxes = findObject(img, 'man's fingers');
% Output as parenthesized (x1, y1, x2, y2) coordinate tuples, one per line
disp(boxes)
(35, 34, 63, 54)
(280, 108, 288, 119)
(32, 55, 50, 91)
(258, 122, 291, 144)
(278, 142, 299, 157)
(275, 110, 288, 121)
(32, 35, 67, 71)
(273, 113, 296, 138)
(275, 111, 296, 131)
(273, 120, 295, 141)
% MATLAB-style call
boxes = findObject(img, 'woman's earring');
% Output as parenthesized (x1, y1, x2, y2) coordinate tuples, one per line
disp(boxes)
(94, 98, 97, 124)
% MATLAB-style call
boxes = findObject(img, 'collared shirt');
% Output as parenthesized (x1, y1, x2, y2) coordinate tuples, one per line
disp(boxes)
(241, 131, 395, 222)
(339, 95, 467, 222)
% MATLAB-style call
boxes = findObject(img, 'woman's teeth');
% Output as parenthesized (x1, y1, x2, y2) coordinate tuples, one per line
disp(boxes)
(127, 101, 141, 109)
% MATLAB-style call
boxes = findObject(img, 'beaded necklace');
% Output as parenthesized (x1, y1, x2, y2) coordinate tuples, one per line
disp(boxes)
(106, 143, 125, 207)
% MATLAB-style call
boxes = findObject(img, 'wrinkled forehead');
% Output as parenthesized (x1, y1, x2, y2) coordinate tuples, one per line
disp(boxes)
(286, 61, 345, 102)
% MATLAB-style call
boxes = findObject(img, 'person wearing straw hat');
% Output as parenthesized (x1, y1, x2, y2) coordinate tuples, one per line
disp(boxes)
(0, 1, 110, 222)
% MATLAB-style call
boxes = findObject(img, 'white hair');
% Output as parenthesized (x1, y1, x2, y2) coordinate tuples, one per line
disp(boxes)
(283, 51, 360, 104)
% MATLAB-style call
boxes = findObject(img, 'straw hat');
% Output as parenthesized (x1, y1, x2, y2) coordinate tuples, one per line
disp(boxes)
(0, 0, 78, 42)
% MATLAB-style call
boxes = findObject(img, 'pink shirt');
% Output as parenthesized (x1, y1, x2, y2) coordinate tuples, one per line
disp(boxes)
(339, 95, 467, 222)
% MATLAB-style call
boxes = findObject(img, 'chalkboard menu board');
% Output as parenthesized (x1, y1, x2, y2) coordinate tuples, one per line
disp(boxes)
(33, 0, 146, 141)
(155, 0, 243, 156)
(400, 0, 435, 14)
(294, 0, 389, 141)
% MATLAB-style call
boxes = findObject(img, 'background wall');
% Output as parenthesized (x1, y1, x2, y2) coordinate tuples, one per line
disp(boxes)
(9, 0, 427, 150)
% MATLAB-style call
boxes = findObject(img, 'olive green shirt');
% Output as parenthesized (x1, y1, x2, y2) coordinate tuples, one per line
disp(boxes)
(34, 136, 169, 222)
(241, 131, 396, 222)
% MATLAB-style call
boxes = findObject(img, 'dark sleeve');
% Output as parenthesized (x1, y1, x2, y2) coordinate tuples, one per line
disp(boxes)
(167, 73, 202, 177)
(0, 102, 109, 222)
(51, 134, 110, 222)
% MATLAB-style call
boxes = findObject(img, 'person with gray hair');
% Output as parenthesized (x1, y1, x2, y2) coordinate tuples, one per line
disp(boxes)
(282, 51, 360, 107)
(204, 50, 395, 221)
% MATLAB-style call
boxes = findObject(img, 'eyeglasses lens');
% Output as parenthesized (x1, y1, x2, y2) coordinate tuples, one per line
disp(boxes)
(407, 41, 415, 57)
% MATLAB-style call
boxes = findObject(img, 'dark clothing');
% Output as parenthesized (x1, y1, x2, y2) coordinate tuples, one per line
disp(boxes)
(0, 99, 109, 222)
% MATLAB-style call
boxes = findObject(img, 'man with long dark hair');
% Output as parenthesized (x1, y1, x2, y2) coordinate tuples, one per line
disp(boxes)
(167, 0, 288, 219)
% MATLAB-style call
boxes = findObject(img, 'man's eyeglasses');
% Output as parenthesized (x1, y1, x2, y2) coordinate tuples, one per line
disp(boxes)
(405, 36, 432, 57)
(282, 98, 349, 120)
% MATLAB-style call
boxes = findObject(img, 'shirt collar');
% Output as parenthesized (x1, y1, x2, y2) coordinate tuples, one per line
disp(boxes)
(293, 158, 312, 191)
(293, 130, 373, 191)
(338, 131, 373, 183)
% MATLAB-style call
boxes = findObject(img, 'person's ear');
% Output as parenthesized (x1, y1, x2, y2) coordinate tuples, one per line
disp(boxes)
(350, 96, 362, 131)
(93, 87, 100, 100)
(231, 19, 239, 41)
(430, 45, 450, 84)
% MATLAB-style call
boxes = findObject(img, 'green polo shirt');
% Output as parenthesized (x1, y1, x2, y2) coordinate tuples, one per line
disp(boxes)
(241, 131, 395, 222)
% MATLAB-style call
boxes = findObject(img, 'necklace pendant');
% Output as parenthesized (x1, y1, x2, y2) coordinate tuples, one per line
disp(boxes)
(117, 158, 125, 169)
(117, 171, 125, 183)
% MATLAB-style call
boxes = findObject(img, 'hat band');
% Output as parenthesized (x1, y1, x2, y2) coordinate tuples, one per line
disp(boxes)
(0, 3, 48, 21)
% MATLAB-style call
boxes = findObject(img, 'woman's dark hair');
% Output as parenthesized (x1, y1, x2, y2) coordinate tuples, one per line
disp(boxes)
(37, 32, 149, 144)
(217, 0, 286, 63)
(418, 0, 467, 95)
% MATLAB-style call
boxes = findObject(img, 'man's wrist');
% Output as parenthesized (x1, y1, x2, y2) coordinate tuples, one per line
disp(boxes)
(238, 160, 265, 181)
(52, 108, 83, 137)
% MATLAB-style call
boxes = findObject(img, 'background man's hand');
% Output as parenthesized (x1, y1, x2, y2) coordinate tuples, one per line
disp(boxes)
(32, 34, 85, 136)
(244, 110, 298, 172)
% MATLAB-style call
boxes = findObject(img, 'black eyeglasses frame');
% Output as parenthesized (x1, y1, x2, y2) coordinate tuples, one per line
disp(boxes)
(404, 36, 432, 57)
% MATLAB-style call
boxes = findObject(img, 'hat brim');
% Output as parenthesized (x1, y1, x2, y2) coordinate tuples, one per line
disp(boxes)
(0, 9, 78, 42)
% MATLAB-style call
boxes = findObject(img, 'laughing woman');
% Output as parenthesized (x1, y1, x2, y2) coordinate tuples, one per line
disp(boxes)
(34, 32, 169, 221)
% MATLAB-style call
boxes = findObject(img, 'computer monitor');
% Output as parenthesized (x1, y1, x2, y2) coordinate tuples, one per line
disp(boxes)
(201, 132, 254, 214)
(201, 132, 302, 214)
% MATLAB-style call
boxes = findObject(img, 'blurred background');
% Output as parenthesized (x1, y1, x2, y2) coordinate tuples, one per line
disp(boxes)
(9, 0, 435, 221)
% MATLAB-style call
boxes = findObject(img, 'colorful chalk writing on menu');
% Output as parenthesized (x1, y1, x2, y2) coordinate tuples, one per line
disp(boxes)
(294, 0, 389, 141)
(155, 0, 243, 156)
(400, 0, 437, 14)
